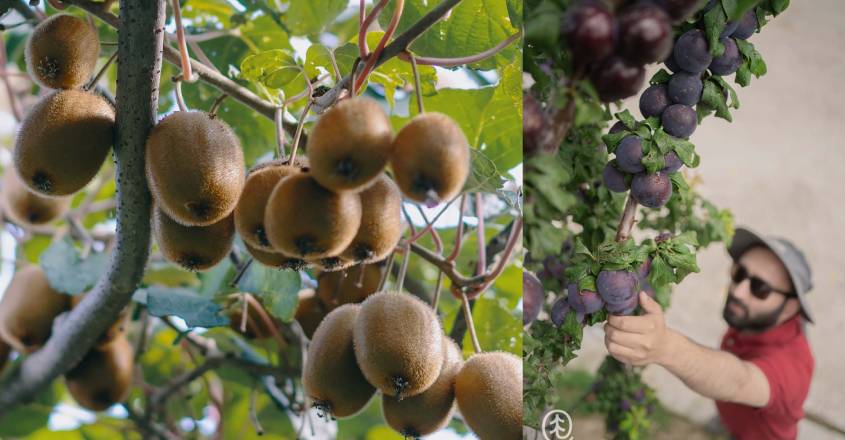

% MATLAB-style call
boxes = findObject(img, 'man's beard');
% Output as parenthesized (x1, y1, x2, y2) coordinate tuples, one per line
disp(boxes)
(722, 290, 787, 332)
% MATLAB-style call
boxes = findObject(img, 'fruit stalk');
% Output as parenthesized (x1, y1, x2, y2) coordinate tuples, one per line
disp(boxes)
(170, 0, 194, 82)
(615, 194, 639, 242)
(460, 291, 482, 353)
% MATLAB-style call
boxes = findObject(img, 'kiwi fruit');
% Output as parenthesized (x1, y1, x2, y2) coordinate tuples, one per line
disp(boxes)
(152, 205, 235, 271)
(303, 304, 376, 419)
(1, 169, 71, 225)
(307, 98, 394, 192)
(0, 265, 69, 353)
(14, 89, 115, 196)
(382, 335, 463, 438)
(294, 289, 328, 339)
(310, 254, 356, 273)
(454, 351, 523, 440)
(69, 294, 126, 348)
(234, 161, 301, 250)
(340, 174, 402, 264)
(390, 112, 470, 205)
(315, 263, 383, 310)
(264, 173, 362, 259)
(353, 291, 443, 398)
(145, 111, 245, 226)
(226, 294, 280, 340)
(244, 241, 309, 271)
(65, 334, 133, 411)
(25, 14, 100, 90)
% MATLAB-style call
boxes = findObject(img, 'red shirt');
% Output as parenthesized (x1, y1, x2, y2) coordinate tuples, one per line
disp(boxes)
(716, 316, 814, 440)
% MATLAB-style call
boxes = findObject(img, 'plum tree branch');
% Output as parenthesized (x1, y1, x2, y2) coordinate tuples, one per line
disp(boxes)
(616, 194, 638, 242)
(0, 0, 165, 414)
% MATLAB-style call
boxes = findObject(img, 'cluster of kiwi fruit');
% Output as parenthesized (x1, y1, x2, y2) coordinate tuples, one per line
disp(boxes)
(0, 266, 131, 410)
(147, 94, 469, 277)
(4, 15, 111, 227)
(302, 291, 522, 439)
(226, 262, 384, 341)
(13, 14, 114, 199)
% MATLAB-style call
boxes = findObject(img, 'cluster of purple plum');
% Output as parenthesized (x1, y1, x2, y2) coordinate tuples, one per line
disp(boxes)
(562, 0, 705, 102)
(548, 258, 654, 325)
(602, 124, 683, 208)
(639, 8, 757, 138)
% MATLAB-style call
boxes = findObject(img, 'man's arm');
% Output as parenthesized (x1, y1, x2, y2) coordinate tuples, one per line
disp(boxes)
(603, 292, 770, 407)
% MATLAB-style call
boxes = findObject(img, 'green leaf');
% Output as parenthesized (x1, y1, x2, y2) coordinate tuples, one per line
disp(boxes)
(139, 286, 229, 328)
(703, 5, 728, 57)
(506, 0, 524, 28)
(284, 0, 347, 36)
(240, 49, 301, 95)
(700, 79, 732, 122)
(236, 264, 301, 322)
(40, 238, 109, 295)
(615, 110, 638, 130)
(735, 39, 767, 77)
(464, 148, 506, 195)
(381, 0, 520, 70)
(303, 44, 338, 86)
(649, 69, 672, 85)
(466, 295, 521, 355)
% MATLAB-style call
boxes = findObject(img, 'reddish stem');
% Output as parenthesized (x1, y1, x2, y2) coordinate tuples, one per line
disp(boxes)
(354, 0, 404, 94)
(359, 0, 388, 59)
(171, 0, 194, 82)
(446, 194, 467, 262)
(475, 193, 486, 276)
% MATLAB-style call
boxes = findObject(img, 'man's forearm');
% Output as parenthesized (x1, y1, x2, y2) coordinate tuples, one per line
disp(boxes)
(657, 329, 770, 407)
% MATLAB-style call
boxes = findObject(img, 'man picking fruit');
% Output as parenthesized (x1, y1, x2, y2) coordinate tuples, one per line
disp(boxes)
(603, 227, 814, 440)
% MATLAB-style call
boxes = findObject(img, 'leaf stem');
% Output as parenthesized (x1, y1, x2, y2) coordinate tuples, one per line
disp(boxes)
(288, 99, 312, 163)
(407, 51, 425, 114)
(446, 194, 467, 262)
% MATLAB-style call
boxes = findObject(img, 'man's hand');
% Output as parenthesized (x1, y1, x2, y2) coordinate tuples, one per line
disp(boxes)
(604, 291, 673, 366)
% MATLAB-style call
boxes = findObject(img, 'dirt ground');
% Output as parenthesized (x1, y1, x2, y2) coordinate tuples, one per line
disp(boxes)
(566, 0, 845, 439)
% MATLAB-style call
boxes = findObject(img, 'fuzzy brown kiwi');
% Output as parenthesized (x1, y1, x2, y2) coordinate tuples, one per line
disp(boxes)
(14, 89, 115, 196)
(353, 291, 443, 398)
(340, 174, 402, 263)
(454, 351, 522, 440)
(243, 241, 310, 271)
(264, 173, 362, 259)
(1, 169, 71, 225)
(65, 334, 133, 411)
(69, 294, 126, 349)
(315, 263, 383, 310)
(25, 14, 100, 90)
(382, 335, 463, 438)
(146, 111, 245, 226)
(152, 206, 235, 271)
(303, 304, 376, 419)
(226, 294, 280, 340)
(294, 289, 328, 339)
(390, 112, 470, 205)
(0, 265, 69, 354)
(307, 98, 394, 192)
(309, 253, 356, 273)
(234, 161, 301, 250)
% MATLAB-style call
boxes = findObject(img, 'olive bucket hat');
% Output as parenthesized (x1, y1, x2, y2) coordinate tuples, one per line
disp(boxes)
(727, 227, 814, 323)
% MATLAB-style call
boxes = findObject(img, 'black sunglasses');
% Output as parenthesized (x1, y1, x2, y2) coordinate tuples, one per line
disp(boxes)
(730, 263, 793, 300)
